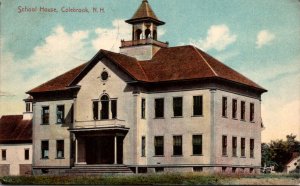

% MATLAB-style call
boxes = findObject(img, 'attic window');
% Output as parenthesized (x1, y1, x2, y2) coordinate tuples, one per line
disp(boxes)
(101, 71, 109, 81)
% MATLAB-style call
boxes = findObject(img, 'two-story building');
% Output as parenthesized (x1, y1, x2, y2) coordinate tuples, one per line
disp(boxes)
(27, 0, 267, 174)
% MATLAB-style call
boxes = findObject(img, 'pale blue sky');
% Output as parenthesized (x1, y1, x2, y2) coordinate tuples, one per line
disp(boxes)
(1, 0, 299, 142)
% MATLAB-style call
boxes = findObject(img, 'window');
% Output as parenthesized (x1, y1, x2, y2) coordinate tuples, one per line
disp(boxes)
(250, 139, 254, 158)
(141, 136, 146, 157)
(222, 135, 227, 156)
(41, 140, 49, 159)
(241, 101, 245, 120)
(56, 140, 64, 158)
(93, 101, 98, 120)
(232, 137, 237, 157)
(1, 149, 6, 160)
(155, 98, 164, 118)
(193, 96, 203, 116)
(111, 100, 117, 119)
(42, 106, 49, 124)
(192, 135, 202, 155)
(193, 167, 203, 172)
(222, 167, 227, 172)
(154, 136, 164, 156)
(24, 149, 29, 160)
(101, 95, 109, 119)
(173, 136, 182, 155)
(141, 98, 146, 119)
(26, 103, 31, 112)
(241, 138, 245, 157)
(232, 167, 236, 173)
(56, 105, 65, 124)
(173, 97, 183, 117)
(70, 104, 74, 123)
(232, 99, 237, 119)
(101, 71, 109, 81)
(250, 168, 254, 173)
(250, 103, 255, 122)
(222, 97, 227, 117)
(155, 167, 164, 172)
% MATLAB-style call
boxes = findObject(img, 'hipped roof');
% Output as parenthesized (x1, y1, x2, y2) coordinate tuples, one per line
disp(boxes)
(0, 115, 32, 144)
(27, 45, 266, 94)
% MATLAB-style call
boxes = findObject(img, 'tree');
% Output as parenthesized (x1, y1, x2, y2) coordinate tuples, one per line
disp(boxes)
(262, 134, 300, 172)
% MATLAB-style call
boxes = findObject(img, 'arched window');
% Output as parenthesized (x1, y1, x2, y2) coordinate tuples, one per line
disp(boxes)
(100, 95, 109, 119)
(153, 30, 157, 40)
(135, 29, 142, 40)
(145, 29, 151, 39)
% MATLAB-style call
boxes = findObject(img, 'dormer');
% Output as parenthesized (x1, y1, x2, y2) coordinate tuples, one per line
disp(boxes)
(120, 0, 168, 60)
(23, 96, 33, 120)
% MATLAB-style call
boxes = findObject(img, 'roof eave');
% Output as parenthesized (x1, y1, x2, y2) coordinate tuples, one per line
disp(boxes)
(125, 18, 165, 25)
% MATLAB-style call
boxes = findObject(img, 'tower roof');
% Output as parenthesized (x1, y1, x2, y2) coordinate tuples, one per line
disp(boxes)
(126, 0, 165, 25)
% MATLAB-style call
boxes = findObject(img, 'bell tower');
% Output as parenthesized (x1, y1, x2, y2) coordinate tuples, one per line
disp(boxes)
(120, 0, 168, 60)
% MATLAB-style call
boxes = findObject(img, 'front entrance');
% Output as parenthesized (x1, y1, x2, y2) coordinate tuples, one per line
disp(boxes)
(85, 137, 114, 164)
(85, 136, 123, 164)
(71, 127, 128, 165)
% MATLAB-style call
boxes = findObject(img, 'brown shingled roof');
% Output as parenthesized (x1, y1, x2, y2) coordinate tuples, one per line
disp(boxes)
(27, 45, 266, 94)
(0, 115, 32, 144)
(125, 0, 165, 25)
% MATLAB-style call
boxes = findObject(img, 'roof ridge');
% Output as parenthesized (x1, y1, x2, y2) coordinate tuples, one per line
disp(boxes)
(192, 46, 219, 76)
(137, 61, 149, 81)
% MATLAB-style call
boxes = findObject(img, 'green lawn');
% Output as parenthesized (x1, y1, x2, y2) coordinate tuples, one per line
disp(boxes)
(1, 173, 299, 185)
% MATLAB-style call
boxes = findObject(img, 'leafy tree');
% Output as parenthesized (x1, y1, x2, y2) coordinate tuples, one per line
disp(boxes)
(261, 134, 300, 172)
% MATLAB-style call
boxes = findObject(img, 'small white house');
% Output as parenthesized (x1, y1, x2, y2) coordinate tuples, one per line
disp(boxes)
(285, 153, 300, 173)
(0, 99, 33, 176)
(27, 0, 267, 175)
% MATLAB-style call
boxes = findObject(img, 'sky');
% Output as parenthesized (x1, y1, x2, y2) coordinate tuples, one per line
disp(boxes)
(0, 0, 299, 143)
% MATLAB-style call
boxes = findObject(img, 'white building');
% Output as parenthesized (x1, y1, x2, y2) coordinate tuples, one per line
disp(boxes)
(0, 98, 33, 176)
(27, 0, 267, 174)
(285, 153, 300, 174)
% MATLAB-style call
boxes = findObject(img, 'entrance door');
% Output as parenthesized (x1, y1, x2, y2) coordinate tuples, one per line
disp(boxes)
(85, 137, 114, 164)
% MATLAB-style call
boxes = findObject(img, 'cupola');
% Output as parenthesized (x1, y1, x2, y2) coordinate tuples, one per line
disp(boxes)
(120, 0, 168, 60)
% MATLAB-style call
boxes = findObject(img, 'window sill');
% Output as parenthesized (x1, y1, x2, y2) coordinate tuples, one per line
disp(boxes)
(154, 117, 165, 119)
(41, 158, 49, 160)
(232, 155, 238, 158)
(240, 156, 246, 158)
(191, 154, 203, 156)
(222, 116, 228, 118)
(232, 118, 238, 120)
(172, 155, 183, 157)
(171, 116, 183, 118)
(153, 155, 164, 157)
(222, 155, 228, 157)
(241, 119, 246, 122)
(40, 124, 49, 125)
(250, 121, 255, 123)
(56, 123, 65, 125)
(56, 157, 65, 159)
(191, 115, 203, 117)
(141, 156, 146, 157)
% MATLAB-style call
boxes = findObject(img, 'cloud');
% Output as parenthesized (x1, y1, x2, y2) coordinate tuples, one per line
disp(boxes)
(190, 24, 237, 51)
(92, 19, 166, 52)
(0, 25, 94, 115)
(256, 30, 275, 48)
(92, 19, 131, 52)
(1, 19, 165, 115)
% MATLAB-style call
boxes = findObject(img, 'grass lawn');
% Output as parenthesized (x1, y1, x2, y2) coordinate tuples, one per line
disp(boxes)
(0, 173, 299, 185)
